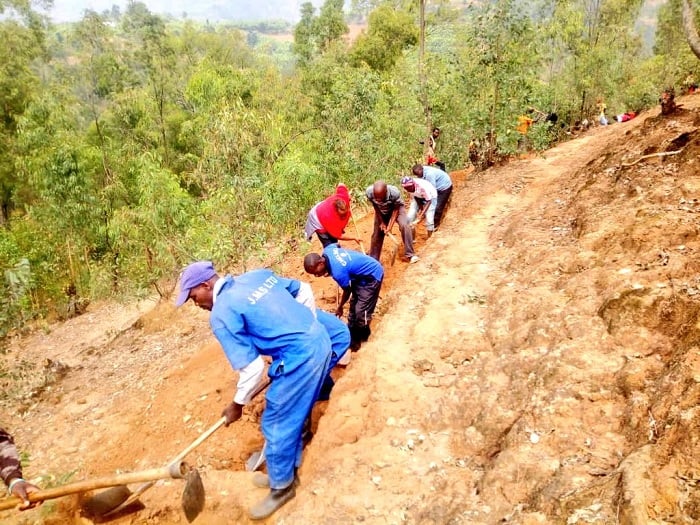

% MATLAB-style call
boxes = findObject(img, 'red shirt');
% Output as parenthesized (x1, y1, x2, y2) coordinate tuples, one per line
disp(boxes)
(315, 184, 351, 239)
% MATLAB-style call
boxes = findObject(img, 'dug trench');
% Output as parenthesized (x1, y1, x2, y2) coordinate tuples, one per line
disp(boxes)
(2, 95, 700, 524)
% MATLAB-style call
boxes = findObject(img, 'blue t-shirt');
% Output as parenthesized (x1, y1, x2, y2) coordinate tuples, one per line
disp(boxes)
(322, 243, 384, 289)
(210, 270, 321, 376)
(422, 165, 452, 191)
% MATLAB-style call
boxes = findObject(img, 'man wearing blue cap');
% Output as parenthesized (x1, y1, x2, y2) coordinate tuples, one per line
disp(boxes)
(303, 244, 384, 352)
(175, 261, 331, 520)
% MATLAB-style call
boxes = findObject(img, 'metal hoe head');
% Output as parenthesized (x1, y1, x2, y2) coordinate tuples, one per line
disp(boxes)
(182, 467, 205, 523)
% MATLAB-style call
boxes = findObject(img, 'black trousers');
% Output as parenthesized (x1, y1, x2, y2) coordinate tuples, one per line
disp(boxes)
(348, 278, 382, 348)
(316, 231, 339, 247)
(434, 185, 453, 228)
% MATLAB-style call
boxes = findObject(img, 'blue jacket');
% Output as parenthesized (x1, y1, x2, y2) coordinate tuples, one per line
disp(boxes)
(422, 165, 452, 191)
(322, 243, 384, 289)
(210, 270, 322, 377)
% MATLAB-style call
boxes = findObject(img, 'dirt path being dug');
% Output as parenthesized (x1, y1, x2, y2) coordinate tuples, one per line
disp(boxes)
(2, 95, 700, 525)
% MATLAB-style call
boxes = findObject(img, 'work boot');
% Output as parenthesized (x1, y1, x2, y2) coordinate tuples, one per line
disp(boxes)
(349, 326, 363, 351)
(252, 471, 300, 489)
(252, 472, 270, 488)
(249, 483, 296, 520)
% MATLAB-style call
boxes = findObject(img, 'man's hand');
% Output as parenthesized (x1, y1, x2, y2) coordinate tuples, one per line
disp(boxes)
(9, 479, 40, 510)
(379, 223, 388, 233)
(221, 402, 243, 427)
(335, 305, 344, 318)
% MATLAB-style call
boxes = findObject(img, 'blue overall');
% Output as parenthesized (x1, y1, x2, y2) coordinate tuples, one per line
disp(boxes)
(316, 310, 350, 369)
(210, 270, 332, 489)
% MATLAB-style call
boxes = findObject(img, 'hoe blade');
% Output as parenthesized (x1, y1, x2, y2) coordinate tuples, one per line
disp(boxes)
(182, 468, 205, 523)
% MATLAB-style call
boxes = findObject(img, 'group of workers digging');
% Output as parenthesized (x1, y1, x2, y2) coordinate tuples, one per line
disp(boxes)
(175, 163, 452, 519)
(1, 161, 453, 521)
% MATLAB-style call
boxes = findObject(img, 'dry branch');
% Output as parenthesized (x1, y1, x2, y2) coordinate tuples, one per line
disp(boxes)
(619, 149, 683, 169)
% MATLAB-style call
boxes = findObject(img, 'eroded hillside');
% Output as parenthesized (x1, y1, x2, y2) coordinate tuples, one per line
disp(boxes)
(1, 96, 700, 525)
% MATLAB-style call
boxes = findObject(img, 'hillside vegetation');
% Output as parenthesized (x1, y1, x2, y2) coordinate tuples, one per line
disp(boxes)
(0, 0, 698, 343)
(1, 95, 700, 525)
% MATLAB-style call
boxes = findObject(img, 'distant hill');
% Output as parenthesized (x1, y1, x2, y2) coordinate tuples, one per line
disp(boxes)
(47, 0, 327, 23)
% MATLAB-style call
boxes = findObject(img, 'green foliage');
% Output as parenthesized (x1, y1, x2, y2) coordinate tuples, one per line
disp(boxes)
(0, 257, 32, 340)
(109, 153, 194, 293)
(350, 5, 418, 71)
(0, 0, 689, 340)
(293, 0, 348, 65)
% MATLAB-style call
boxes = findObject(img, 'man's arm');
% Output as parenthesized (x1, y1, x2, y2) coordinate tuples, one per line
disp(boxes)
(0, 429, 39, 508)
(335, 287, 352, 318)
(280, 276, 316, 316)
(212, 310, 266, 426)
(0, 429, 22, 488)
(385, 206, 400, 233)
(415, 200, 432, 221)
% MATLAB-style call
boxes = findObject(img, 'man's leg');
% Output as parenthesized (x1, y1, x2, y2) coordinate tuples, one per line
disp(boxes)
(406, 198, 418, 223)
(425, 201, 436, 234)
(347, 292, 362, 351)
(369, 212, 386, 261)
(395, 206, 415, 258)
(434, 185, 453, 228)
(351, 279, 382, 344)
(253, 326, 331, 520)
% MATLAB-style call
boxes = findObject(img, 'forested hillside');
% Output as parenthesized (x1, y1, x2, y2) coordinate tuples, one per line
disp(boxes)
(0, 0, 698, 343)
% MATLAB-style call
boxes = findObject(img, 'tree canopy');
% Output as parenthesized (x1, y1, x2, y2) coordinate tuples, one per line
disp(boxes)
(0, 0, 692, 341)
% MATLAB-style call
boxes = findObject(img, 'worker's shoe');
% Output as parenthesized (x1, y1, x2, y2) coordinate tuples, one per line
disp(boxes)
(252, 472, 300, 489)
(249, 482, 296, 520)
(409, 255, 420, 264)
(252, 472, 270, 488)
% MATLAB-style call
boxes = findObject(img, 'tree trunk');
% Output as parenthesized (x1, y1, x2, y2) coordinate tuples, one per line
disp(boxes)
(419, 0, 431, 157)
(682, 0, 700, 60)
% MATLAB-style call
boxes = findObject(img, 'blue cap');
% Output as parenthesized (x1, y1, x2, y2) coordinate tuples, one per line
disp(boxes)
(175, 261, 217, 306)
(401, 176, 415, 189)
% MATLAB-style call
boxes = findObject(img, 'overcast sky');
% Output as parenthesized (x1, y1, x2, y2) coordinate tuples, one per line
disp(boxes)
(46, 0, 326, 23)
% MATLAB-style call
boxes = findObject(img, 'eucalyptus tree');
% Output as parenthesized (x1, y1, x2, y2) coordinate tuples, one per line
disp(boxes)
(0, 0, 49, 224)
(438, 0, 541, 162)
(654, 0, 700, 87)
(350, 5, 418, 71)
(293, 0, 348, 65)
(72, 10, 125, 184)
(293, 2, 316, 66)
(543, 0, 645, 120)
(120, 1, 178, 167)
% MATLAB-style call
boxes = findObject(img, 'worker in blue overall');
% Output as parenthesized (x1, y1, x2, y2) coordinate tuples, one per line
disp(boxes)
(175, 261, 331, 521)
(244, 307, 351, 476)
(303, 243, 384, 351)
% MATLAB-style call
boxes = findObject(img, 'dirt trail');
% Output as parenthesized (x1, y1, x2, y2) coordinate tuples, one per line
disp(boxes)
(2, 97, 700, 525)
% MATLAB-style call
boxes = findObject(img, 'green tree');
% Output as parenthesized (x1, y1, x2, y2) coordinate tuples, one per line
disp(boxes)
(121, 2, 178, 167)
(350, 5, 418, 71)
(0, 1, 48, 224)
(293, 2, 317, 65)
(315, 0, 348, 52)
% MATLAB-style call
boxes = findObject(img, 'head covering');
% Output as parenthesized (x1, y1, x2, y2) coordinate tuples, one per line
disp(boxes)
(175, 261, 217, 306)
(401, 176, 415, 191)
